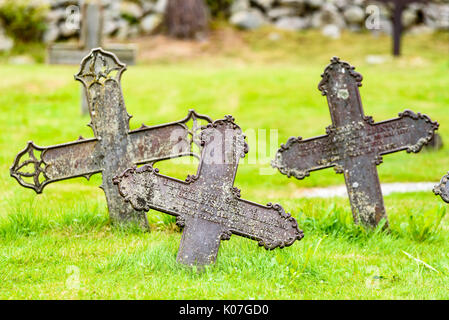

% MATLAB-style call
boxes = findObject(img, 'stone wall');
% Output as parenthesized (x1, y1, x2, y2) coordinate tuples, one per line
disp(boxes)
(5, 0, 449, 46)
(230, 0, 449, 37)
(43, 0, 167, 43)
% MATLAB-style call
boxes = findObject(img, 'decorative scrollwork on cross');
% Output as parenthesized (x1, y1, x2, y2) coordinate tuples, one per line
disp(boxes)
(10, 141, 49, 193)
(179, 109, 214, 159)
(75, 48, 126, 87)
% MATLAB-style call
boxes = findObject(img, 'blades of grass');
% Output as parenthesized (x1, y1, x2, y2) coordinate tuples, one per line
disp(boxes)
(402, 250, 440, 274)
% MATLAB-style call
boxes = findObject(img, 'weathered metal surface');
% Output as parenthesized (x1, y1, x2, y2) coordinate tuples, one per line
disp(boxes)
(11, 48, 213, 228)
(113, 115, 304, 266)
(375, 0, 426, 56)
(272, 57, 439, 228)
(433, 172, 449, 203)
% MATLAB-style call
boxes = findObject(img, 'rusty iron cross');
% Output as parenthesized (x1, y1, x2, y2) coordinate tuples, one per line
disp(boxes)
(10, 48, 212, 228)
(433, 172, 449, 203)
(113, 115, 303, 266)
(272, 57, 438, 228)
(374, 0, 427, 56)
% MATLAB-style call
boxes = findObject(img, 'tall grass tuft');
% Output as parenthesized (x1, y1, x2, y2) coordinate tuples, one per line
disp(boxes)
(392, 205, 446, 242)
(0, 200, 109, 240)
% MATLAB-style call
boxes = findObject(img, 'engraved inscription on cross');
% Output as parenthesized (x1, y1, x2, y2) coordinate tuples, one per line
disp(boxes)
(373, 0, 427, 56)
(113, 116, 303, 266)
(272, 57, 438, 228)
(10, 48, 212, 228)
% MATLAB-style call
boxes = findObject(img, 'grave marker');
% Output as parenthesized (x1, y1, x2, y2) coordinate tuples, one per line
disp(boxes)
(433, 173, 449, 203)
(113, 115, 304, 266)
(11, 48, 212, 228)
(272, 57, 438, 228)
(374, 0, 427, 56)
(48, 0, 137, 114)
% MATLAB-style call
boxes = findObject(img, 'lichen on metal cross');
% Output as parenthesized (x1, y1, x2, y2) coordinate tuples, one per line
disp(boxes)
(10, 48, 212, 229)
(272, 57, 439, 228)
(113, 115, 304, 266)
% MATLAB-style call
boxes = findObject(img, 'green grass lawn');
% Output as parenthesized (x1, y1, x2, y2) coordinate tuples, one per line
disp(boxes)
(1, 29, 449, 299)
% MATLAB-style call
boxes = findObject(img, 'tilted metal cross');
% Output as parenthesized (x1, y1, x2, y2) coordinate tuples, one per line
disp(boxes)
(433, 172, 449, 203)
(113, 115, 303, 266)
(10, 48, 212, 228)
(374, 0, 427, 56)
(272, 57, 438, 228)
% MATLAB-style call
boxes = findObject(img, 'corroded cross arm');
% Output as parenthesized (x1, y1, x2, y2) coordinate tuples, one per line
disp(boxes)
(230, 199, 303, 249)
(128, 109, 213, 165)
(113, 165, 303, 250)
(369, 110, 438, 156)
(113, 165, 186, 216)
(10, 138, 101, 193)
(272, 134, 341, 179)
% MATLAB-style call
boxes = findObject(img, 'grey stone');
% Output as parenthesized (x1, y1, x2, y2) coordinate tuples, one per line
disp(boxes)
(140, 14, 162, 34)
(343, 5, 365, 24)
(280, 0, 306, 5)
(129, 25, 140, 38)
(230, 9, 267, 30)
(45, 8, 66, 24)
(103, 19, 119, 36)
(321, 24, 341, 39)
(311, 3, 346, 28)
(59, 20, 79, 37)
(402, 8, 418, 28)
(267, 7, 297, 20)
(333, 0, 349, 10)
(254, 0, 275, 9)
(141, 1, 155, 14)
(307, 0, 324, 9)
(43, 23, 60, 43)
(0, 30, 13, 51)
(275, 16, 310, 30)
(371, 18, 392, 35)
(154, 0, 167, 14)
(120, 1, 144, 19)
(424, 4, 449, 30)
(231, 0, 250, 14)
(116, 20, 131, 40)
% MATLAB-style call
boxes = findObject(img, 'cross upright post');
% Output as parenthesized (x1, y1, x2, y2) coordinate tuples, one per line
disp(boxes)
(272, 57, 438, 228)
(113, 115, 303, 266)
(11, 48, 212, 229)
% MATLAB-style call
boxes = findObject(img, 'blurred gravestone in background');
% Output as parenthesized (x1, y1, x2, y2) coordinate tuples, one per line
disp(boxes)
(47, 0, 136, 115)
(164, 0, 209, 39)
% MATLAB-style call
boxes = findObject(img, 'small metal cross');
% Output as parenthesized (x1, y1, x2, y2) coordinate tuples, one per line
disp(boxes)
(11, 48, 212, 229)
(433, 173, 449, 203)
(374, 0, 427, 56)
(272, 57, 438, 228)
(113, 115, 303, 266)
